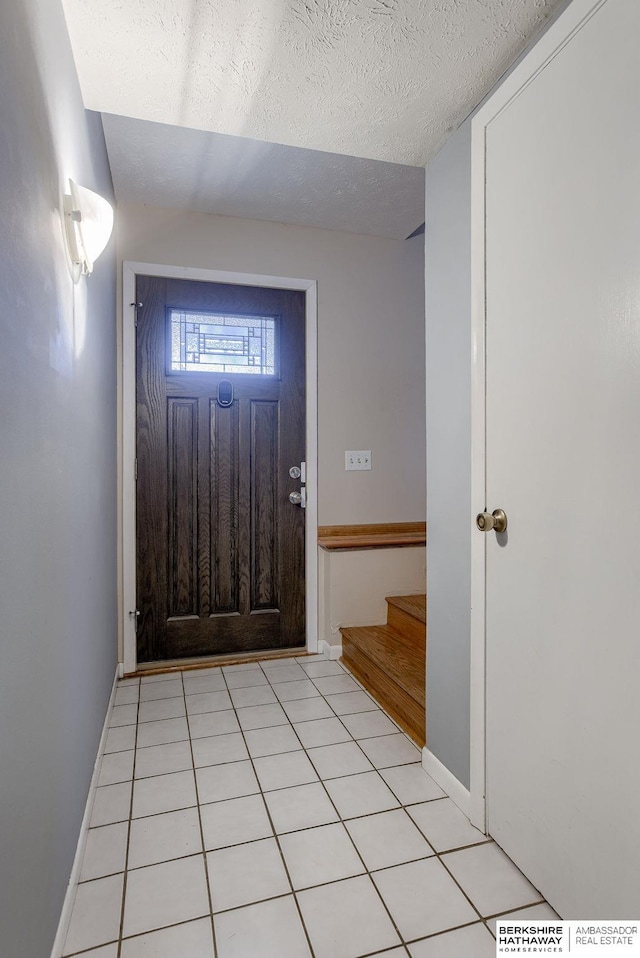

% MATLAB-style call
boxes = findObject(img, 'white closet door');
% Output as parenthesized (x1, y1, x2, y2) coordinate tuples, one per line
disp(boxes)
(484, 0, 640, 917)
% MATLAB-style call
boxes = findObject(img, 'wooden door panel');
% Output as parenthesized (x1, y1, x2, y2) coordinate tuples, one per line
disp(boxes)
(167, 397, 198, 619)
(251, 400, 279, 612)
(210, 398, 239, 614)
(136, 275, 305, 662)
(164, 605, 282, 655)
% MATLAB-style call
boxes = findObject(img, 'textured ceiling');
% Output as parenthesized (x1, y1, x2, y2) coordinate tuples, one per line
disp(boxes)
(101, 113, 425, 239)
(62, 0, 563, 167)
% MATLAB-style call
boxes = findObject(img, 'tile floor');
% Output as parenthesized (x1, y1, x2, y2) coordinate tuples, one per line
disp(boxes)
(62, 655, 557, 957)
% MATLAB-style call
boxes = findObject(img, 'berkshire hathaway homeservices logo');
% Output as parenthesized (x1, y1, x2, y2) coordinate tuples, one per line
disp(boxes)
(497, 923, 566, 953)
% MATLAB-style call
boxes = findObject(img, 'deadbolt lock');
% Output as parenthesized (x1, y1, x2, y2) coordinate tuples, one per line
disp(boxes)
(476, 508, 508, 533)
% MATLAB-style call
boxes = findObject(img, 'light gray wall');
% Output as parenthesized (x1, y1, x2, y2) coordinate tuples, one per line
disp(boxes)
(0, 2, 117, 955)
(422, 0, 572, 797)
(425, 118, 472, 789)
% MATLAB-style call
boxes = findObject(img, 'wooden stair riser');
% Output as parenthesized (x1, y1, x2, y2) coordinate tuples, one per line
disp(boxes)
(340, 625, 425, 707)
(385, 594, 426, 623)
(386, 603, 426, 647)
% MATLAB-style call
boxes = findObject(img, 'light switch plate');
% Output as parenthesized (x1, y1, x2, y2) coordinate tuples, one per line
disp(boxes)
(345, 450, 372, 471)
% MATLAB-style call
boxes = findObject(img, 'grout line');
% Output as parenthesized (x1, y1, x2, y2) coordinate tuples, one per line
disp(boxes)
(115, 687, 141, 958)
(183, 676, 219, 958)
(91, 917, 212, 954)
(63, 940, 120, 957)
(198, 889, 296, 918)
(402, 919, 486, 947)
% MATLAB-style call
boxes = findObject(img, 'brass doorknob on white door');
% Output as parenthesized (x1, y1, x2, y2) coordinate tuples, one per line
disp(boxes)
(476, 509, 508, 533)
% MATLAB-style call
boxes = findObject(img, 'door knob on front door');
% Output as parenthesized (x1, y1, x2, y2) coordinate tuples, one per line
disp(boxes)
(476, 508, 508, 533)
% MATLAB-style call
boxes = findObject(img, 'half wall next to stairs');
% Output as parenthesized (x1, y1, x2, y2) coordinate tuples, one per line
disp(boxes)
(318, 524, 426, 650)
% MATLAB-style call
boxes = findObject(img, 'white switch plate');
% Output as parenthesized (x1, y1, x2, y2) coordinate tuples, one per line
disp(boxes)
(345, 450, 372, 471)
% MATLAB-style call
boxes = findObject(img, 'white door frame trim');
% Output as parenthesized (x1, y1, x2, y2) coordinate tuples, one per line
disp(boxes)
(469, 0, 606, 832)
(121, 260, 318, 675)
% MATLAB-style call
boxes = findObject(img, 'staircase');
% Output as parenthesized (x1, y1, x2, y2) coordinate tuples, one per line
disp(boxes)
(340, 594, 426, 747)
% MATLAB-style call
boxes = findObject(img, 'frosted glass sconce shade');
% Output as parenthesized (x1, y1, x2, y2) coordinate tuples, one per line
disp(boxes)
(64, 179, 114, 278)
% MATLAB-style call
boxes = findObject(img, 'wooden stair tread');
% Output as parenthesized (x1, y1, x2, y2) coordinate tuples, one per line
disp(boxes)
(340, 624, 425, 706)
(385, 593, 426, 624)
(318, 522, 426, 551)
(319, 532, 425, 551)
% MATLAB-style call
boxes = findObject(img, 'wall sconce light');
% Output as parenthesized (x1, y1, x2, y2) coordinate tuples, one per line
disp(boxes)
(63, 179, 114, 281)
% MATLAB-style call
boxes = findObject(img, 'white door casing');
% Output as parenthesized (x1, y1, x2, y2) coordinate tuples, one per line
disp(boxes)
(121, 262, 318, 674)
(471, 0, 640, 917)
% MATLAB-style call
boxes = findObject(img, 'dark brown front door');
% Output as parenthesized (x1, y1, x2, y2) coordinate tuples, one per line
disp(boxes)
(135, 275, 305, 663)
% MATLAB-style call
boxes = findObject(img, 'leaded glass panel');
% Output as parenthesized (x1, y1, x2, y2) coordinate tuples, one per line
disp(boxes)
(169, 309, 277, 375)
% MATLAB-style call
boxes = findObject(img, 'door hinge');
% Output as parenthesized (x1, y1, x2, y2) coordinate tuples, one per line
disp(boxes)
(129, 609, 140, 632)
(135, 457, 138, 481)
(130, 301, 143, 327)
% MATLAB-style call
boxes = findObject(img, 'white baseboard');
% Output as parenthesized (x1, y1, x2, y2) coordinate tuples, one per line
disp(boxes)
(50, 667, 120, 958)
(318, 639, 342, 660)
(422, 746, 472, 819)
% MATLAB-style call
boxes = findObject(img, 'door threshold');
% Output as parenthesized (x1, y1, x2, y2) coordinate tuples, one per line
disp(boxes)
(127, 647, 309, 679)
